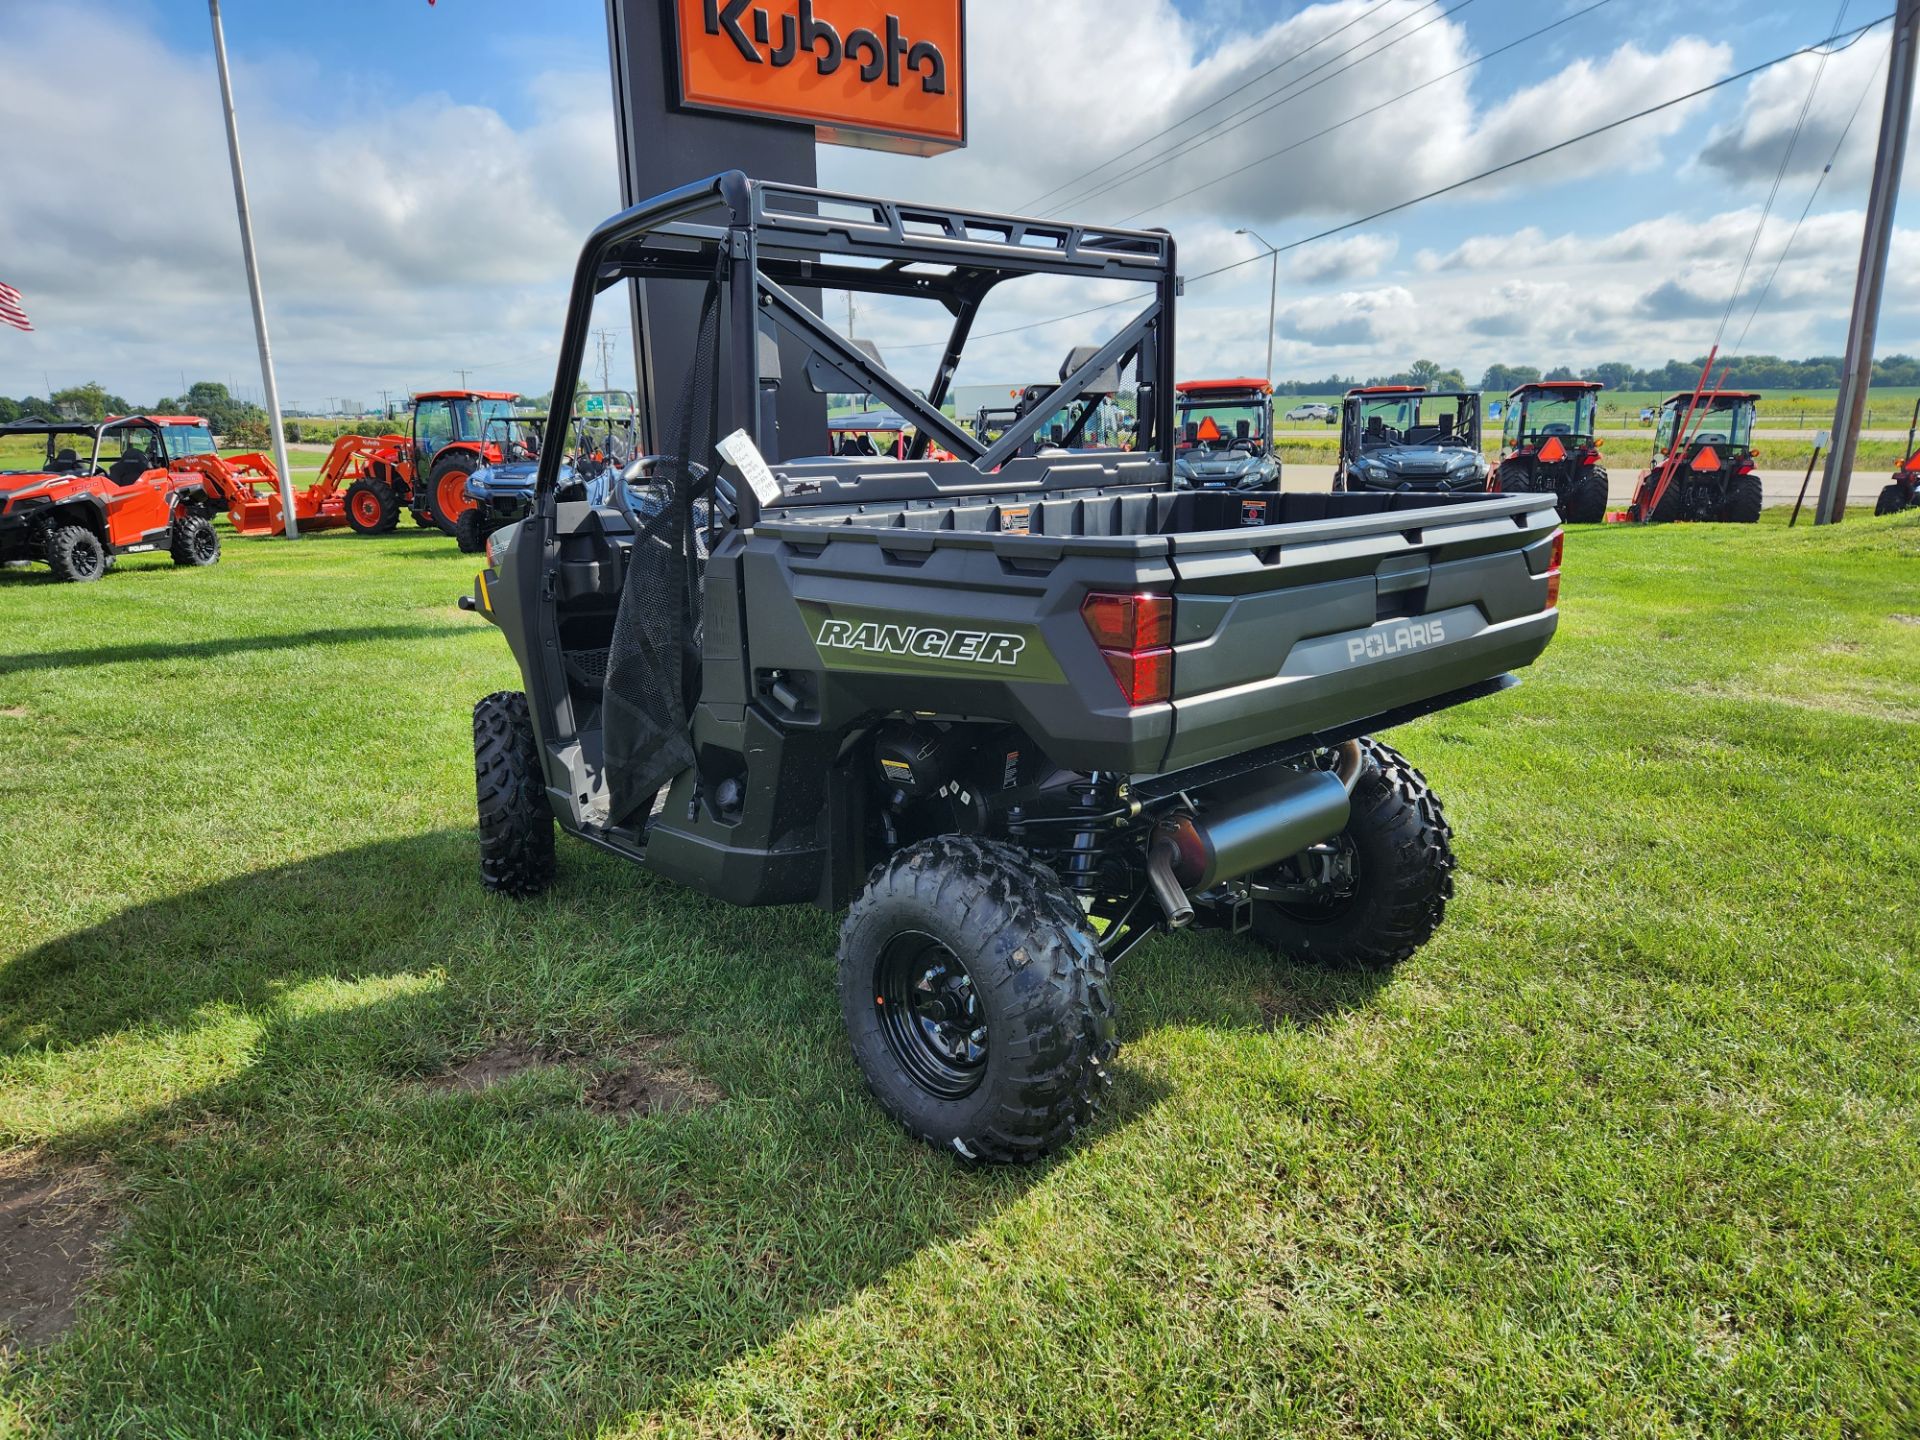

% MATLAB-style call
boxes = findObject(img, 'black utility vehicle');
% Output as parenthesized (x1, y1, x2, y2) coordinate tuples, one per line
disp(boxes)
(1173, 377, 1281, 491)
(461, 173, 1563, 1163)
(1334, 385, 1488, 495)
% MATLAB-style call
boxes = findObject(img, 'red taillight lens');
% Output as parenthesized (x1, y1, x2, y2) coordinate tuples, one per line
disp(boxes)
(1101, 646, 1173, 706)
(1080, 592, 1171, 650)
(1544, 531, 1564, 609)
(1082, 591, 1174, 705)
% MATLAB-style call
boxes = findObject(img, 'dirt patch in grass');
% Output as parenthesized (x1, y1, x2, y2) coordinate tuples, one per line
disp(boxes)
(582, 1041, 722, 1119)
(1891, 613, 1920, 626)
(419, 1037, 721, 1119)
(0, 705, 28, 719)
(423, 1040, 558, 1092)
(0, 1150, 117, 1353)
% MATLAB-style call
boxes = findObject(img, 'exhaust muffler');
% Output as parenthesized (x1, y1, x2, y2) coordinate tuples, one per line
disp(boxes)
(1158, 766, 1352, 893)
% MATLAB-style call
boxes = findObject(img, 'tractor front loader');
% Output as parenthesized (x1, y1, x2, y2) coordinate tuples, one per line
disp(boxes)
(174, 432, 409, 537)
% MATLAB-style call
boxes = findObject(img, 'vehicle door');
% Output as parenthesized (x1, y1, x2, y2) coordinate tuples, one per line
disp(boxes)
(97, 421, 173, 546)
(413, 398, 457, 469)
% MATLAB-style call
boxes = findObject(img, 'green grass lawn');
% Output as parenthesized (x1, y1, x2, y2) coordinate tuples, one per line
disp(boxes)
(2, 512, 1918, 1437)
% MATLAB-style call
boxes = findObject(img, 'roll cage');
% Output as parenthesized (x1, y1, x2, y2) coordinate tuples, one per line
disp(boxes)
(532, 171, 1179, 525)
(0, 417, 187, 477)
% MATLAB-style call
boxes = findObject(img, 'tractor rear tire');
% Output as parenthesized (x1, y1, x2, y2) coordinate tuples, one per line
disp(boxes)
(1494, 460, 1545, 495)
(455, 507, 488, 555)
(473, 690, 555, 898)
(1877, 483, 1910, 516)
(1562, 467, 1608, 524)
(1250, 738, 1454, 974)
(46, 524, 108, 583)
(1646, 477, 1683, 524)
(1724, 472, 1763, 524)
(345, 478, 400, 535)
(838, 835, 1118, 1164)
(425, 455, 476, 537)
(169, 513, 221, 567)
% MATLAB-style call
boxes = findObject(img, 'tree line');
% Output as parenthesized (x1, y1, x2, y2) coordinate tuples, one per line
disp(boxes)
(0, 380, 270, 443)
(1273, 355, 1920, 395)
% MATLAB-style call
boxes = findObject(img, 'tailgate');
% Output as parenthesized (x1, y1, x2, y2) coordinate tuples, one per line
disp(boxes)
(1162, 494, 1560, 771)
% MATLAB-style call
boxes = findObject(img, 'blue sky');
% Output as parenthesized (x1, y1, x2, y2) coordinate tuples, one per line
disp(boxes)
(1, 0, 1911, 409)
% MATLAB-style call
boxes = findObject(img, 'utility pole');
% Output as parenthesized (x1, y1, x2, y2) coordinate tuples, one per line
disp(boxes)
(1818, 0, 1918, 524)
(1236, 228, 1280, 386)
(209, 0, 298, 538)
(457, 369, 471, 389)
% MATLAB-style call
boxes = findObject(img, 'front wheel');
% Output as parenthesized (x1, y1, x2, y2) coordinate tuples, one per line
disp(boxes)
(838, 835, 1117, 1164)
(169, 512, 221, 567)
(1249, 738, 1454, 973)
(473, 691, 555, 897)
(45, 524, 108, 583)
(454, 507, 488, 555)
(344, 478, 399, 535)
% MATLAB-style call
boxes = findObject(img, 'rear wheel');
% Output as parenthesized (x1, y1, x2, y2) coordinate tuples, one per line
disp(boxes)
(169, 513, 221, 567)
(45, 524, 108, 583)
(1723, 472, 1763, 523)
(1494, 459, 1546, 495)
(455, 507, 489, 555)
(344, 478, 399, 534)
(1249, 738, 1454, 973)
(1562, 466, 1608, 523)
(838, 835, 1117, 1164)
(1877, 482, 1911, 516)
(1644, 473, 1683, 523)
(425, 454, 477, 536)
(473, 691, 555, 897)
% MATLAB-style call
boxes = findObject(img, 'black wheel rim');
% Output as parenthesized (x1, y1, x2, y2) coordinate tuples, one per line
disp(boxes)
(77, 539, 104, 578)
(874, 932, 988, 1100)
(193, 527, 217, 563)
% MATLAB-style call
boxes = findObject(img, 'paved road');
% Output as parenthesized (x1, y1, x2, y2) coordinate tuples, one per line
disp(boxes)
(1279, 464, 1876, 510)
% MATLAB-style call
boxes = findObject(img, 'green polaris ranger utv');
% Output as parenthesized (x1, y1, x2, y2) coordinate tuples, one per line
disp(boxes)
(460, 173, 1564, 1163)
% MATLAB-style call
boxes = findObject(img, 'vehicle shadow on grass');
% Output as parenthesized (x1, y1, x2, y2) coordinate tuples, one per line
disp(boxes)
(0, 623, 470, 675)
(0, 833, 1201, 1436)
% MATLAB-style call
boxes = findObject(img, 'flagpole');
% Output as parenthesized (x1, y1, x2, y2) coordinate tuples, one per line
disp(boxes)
(208, 0, 299, 539)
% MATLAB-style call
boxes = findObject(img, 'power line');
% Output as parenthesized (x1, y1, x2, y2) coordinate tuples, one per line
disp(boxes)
(1116, 0, 1618, 223)
(1019, 0, 1393, 212)
(1044, 0, 1470, 217)
(1732, 42, 1884, 355)
(1709, 0, 1853, 359)
(891, 14, 1895, 352)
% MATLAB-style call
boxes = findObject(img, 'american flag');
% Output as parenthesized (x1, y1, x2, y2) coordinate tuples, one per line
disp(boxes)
(0, 282, 31, 334)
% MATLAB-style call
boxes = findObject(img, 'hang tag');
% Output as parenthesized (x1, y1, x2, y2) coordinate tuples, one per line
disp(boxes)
(717, 429, 782, 507)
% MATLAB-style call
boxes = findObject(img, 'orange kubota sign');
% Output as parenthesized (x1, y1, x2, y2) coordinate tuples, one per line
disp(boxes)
(673, 0, 966, 154)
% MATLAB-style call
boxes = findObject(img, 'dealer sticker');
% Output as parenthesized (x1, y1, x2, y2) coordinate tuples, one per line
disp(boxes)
(717, 428, 783, 507)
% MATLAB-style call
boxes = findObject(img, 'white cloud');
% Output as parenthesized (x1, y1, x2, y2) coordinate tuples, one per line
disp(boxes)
(1698, 26, 1891, 189)
(0, 2, 618, 406)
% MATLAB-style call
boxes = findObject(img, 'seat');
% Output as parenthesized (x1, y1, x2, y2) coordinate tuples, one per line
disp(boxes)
(109, 450, 148, 486)
(51, 448, 79, 473)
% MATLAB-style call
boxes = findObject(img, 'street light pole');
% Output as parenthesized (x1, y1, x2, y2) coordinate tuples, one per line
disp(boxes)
(1236, 228, 1280, 386)
(208, 0, 298, 538)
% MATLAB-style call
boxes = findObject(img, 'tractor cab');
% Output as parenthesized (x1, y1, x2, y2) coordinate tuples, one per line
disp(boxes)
(371, 388, 522, 536)
(1491, 381, 1608, 524)
(1173, 378, 1279, 490)
(1624, 390, 1762, 524)
(1336, 385, 1486, 495)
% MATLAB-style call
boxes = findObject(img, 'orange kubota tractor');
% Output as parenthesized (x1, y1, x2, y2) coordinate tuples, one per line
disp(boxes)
(172, 389, 526, 538)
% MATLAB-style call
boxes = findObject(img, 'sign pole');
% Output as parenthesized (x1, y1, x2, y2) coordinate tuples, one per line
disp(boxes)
(208, 0, 299, 539)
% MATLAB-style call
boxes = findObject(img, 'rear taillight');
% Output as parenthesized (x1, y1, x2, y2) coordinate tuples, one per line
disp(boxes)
(1081, 591, 1173, 706)
(1545, 531, 1564, 609)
